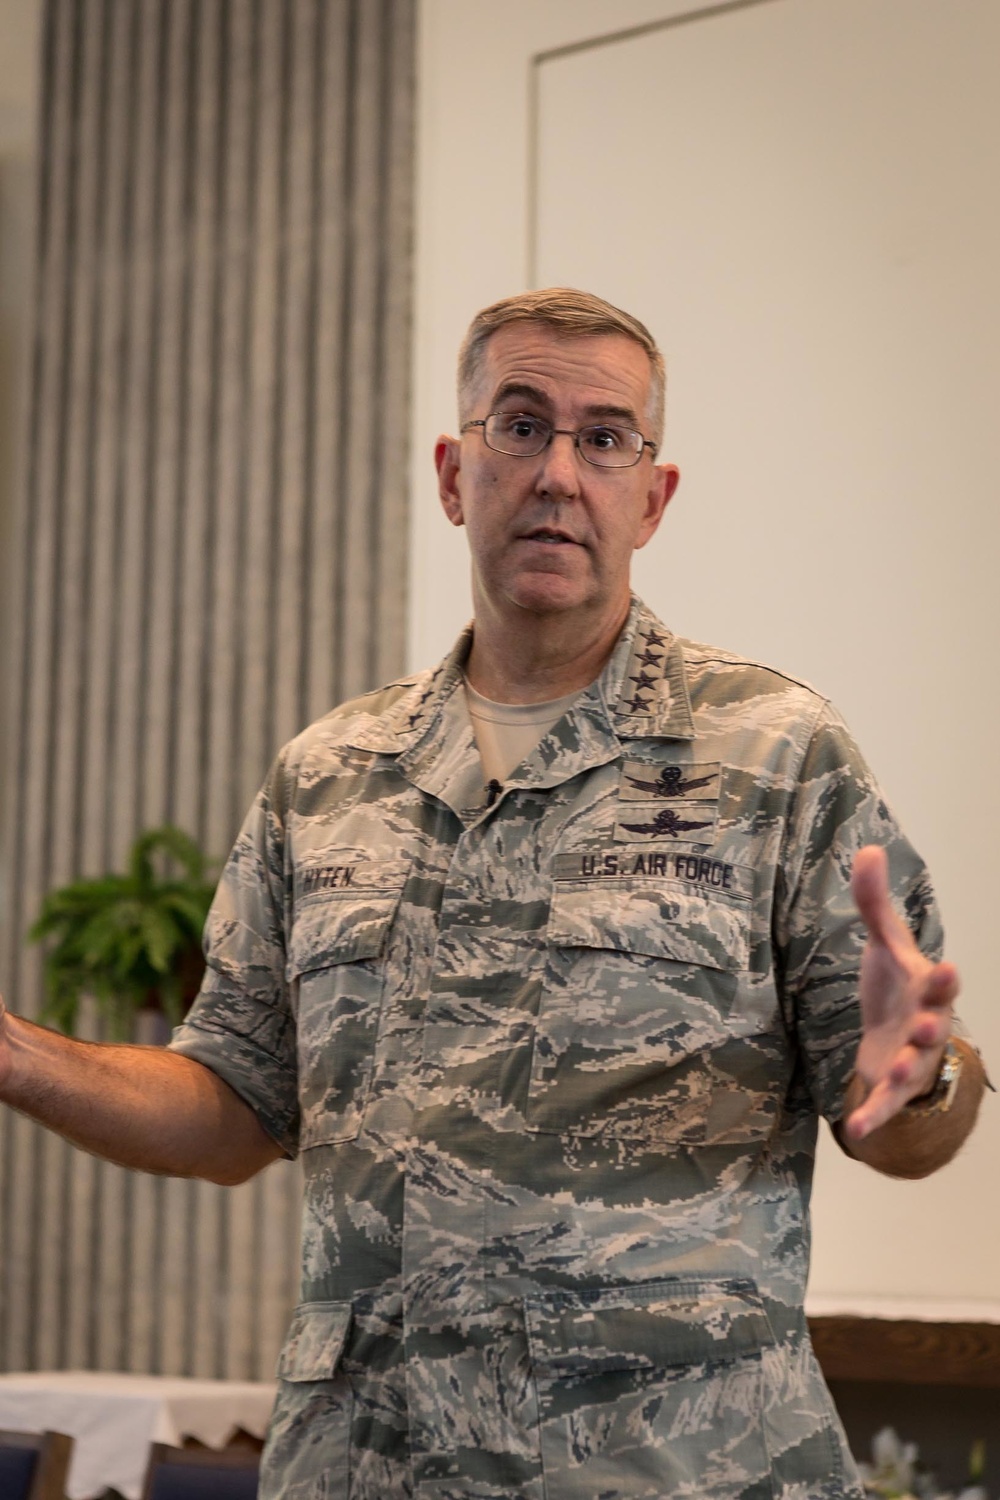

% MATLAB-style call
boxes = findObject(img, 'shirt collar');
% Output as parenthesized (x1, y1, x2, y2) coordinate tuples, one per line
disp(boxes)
(344, 596, 696, 781)
(603, 595, 696, 741)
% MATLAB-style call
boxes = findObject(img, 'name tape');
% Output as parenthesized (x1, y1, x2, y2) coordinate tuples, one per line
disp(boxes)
(299, 858, 409, 898)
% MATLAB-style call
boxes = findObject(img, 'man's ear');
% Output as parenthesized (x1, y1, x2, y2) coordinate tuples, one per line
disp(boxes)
(635, 463, 680, 550)
(435, 436, 464, 527)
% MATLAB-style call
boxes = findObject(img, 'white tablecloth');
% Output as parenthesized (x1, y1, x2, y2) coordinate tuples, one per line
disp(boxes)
(0, 1371, 276, 1500)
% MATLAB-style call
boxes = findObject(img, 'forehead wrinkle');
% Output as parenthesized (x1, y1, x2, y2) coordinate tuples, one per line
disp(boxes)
(472, 327, 656, 436)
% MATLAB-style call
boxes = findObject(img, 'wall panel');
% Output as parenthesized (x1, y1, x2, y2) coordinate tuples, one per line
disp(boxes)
(0, 0, 415, 1377)
(413, 0, 999, 1317)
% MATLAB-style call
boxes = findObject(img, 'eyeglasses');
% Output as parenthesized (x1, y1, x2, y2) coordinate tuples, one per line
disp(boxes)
(461, 412, 657, 468)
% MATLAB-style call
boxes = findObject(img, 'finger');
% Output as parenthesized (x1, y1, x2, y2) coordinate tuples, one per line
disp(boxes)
(904, 967, 959, 1046)
(848, 1035, 947, 1138)
(923, 962, 960, 1007)
(910, 1007, 954, 1049)
(885, 1037, 946, 1090)
(843, 1076, 897, 1140)
(844, 1070, 919, 1140)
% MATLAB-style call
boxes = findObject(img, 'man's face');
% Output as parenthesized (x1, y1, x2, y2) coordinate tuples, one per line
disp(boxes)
(435, 324, 679, 625)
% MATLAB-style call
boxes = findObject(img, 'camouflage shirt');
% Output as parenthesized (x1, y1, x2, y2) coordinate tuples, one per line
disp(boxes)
(170, 596, 941, 1500)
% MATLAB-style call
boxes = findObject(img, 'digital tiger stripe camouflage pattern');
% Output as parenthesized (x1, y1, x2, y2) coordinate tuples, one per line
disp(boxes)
(170, 597, 941, 1499)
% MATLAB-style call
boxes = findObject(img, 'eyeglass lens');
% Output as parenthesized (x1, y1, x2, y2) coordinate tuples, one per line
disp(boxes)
(483, 413, 644, 468)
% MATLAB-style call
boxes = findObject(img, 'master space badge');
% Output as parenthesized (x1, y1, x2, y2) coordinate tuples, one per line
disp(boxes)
(618, 759, 721, 802)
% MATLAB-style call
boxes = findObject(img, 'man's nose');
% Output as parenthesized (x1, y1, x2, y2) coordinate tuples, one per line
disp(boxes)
(535, 431, 581, 499)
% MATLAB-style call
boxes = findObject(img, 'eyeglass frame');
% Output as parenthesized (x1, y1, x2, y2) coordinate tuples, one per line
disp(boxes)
(460, 412, 659, 468)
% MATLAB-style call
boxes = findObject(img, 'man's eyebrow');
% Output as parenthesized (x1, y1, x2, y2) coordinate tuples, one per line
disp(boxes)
(491, 382, 641, 428)
(492, 381, 551, 409)
(580, 402, 641, 427)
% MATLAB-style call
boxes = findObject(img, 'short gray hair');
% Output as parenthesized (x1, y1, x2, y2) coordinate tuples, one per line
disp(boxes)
(457, 287, 666, 445)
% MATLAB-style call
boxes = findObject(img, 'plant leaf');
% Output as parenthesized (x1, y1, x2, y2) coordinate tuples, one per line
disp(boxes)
(131, 826, 206, 886)
(27, 826, 217, 1037)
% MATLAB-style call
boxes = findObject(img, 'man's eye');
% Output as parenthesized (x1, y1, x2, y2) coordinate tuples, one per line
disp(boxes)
(584, 426, 624, 451)
(507, 415, 544, 439)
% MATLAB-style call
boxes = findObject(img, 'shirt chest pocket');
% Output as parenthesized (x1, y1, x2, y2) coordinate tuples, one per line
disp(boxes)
(287, 865, 407, 1148)
(525, 877, 751, 1145)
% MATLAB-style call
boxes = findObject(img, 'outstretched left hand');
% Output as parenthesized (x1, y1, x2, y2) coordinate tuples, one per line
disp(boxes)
(843, 845, 960, 1142)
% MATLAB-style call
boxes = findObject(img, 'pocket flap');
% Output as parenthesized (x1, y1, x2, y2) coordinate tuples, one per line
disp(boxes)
(277, 1300, 353, 1382)
(288, 861, 409, 977)
(525, 1278, 772, 1380)
(548, 882, 750, 972)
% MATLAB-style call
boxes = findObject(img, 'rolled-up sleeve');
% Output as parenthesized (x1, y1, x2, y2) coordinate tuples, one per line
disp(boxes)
(774, 703, 943, 1125)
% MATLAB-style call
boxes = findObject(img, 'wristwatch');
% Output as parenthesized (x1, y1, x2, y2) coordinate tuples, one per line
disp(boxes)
(905, 1039, 963, 1115)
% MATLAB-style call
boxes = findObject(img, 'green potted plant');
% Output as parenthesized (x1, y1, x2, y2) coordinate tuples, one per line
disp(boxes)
(28, 826, 217, 1041)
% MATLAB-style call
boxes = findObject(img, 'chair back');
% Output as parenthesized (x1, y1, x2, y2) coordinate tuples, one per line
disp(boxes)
(142, 1441, 260, 1500)
(0, 1429, 74, 1500)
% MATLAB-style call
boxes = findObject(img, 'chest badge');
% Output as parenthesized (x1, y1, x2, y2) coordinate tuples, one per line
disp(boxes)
(618, 759, 721, 802)
(617, 807, 716, 839)
(615, 760, 721, 842)
(625, 765, 715, 799)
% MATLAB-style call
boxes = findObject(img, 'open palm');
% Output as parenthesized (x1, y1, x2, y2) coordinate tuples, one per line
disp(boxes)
(844, 846, 959, 1141)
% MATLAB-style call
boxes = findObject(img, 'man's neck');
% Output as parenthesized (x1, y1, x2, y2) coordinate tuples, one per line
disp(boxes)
(463, 596, 631, 705)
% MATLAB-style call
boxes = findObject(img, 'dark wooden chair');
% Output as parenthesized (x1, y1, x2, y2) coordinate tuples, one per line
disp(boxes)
(141, 1442, 260, 1499)
(0, 1429, 74, 1500)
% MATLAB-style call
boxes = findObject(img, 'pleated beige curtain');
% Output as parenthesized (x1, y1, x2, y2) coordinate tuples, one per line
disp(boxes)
(0, 0, 415, 1378)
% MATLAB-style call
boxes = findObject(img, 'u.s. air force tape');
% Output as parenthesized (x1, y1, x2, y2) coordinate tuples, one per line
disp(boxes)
(553, 847, 753, 899)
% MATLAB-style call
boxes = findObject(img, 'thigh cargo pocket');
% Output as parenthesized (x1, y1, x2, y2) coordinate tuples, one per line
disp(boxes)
(526, 877, 752, 1142)
(526, 1278, 775, 1500)
(261, 1301, 353, 1500)
(288, 860, 408, 1146)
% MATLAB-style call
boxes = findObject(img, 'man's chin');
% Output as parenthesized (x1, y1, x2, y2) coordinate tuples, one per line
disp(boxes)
(505, 576, 595, 615)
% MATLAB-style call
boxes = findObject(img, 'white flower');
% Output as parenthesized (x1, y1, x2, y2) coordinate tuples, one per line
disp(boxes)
(859, 1426, 920, 1495)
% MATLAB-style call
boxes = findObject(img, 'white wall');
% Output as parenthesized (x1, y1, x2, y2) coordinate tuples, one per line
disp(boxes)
(413, 0, 999, 1318)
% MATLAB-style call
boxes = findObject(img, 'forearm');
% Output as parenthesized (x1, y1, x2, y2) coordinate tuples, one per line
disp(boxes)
(838, 1037, 987, 1179)
(0, 1010, 282, 1185)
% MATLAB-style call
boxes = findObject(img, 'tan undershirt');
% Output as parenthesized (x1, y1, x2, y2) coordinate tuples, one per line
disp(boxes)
(464, 680, 581, 785)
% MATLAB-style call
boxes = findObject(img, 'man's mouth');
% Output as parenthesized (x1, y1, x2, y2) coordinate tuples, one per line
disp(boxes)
(521, 527, 578, 545)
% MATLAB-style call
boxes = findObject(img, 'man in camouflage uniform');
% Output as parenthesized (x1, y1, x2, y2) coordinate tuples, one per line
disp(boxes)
(0, 289, 986, 1498)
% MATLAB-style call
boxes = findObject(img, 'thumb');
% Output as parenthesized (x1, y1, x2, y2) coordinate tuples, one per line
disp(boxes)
(851, 845, 904, 947)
